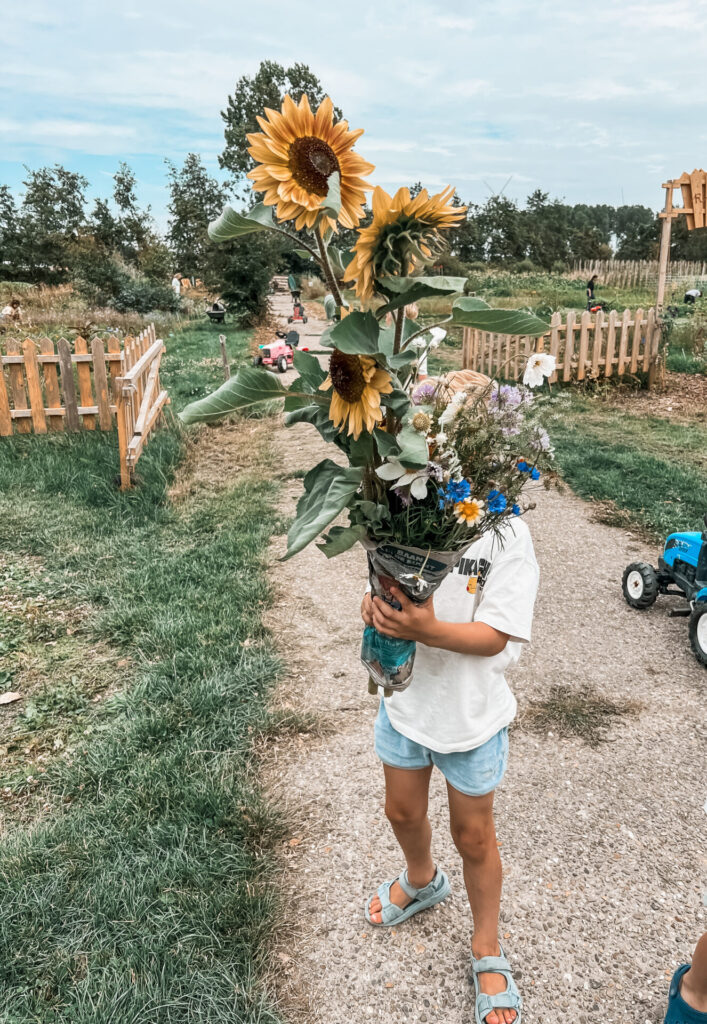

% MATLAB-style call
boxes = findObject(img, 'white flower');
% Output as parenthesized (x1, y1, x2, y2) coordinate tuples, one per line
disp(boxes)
(434, 431, 447, 445)
(428, 327, 446, 349)
(375, 459, 429, 500)
(523, 352, 556, 388)
(439, 390, 467, 428)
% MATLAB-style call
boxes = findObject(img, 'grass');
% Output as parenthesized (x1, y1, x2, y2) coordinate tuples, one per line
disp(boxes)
(0, 321, 290, 1022)
(517, 683, 642, 746)
(541, 391, 707, 539)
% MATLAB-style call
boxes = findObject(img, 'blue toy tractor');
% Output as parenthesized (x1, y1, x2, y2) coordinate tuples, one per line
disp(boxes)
(622, 517, 707, 666)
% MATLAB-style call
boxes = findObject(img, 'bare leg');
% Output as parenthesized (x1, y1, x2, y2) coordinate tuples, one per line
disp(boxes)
(681, 932, 707, 1013)
(368, 763, 435, 923)
(447, 783, 516, 1024)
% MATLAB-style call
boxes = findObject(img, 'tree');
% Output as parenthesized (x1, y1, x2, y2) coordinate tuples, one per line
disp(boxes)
(112, 162, 152, 262)
(476, 196, 527, 264)
(523, 190, 573, 269)
(165, 154, 227, 276)
(18, 165, 88, 282)
(219, 60, 342, 187)
(0, 185, 21, 280)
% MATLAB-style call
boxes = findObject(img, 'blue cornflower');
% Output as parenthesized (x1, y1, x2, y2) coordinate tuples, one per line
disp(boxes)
(530, 467, 541, 480)
(487, 489, 507, 514)
(512, 504, 521, 516)
(444, 478, 471, 504)
(517, 460, 530, 473)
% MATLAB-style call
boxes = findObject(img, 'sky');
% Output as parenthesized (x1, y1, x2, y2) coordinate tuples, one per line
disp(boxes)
(3, 0, 707, 229)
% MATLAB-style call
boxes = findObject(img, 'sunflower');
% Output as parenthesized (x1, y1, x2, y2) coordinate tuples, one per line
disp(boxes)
(319, 350, 393, 439)
(246, 94, 374, 231)
(344, 185, 466, 299)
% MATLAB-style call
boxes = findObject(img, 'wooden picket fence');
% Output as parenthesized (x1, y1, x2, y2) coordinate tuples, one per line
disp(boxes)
(462, 307, 661, 386)
(0, 325, 169, 487)
(571, 258, 707, 289)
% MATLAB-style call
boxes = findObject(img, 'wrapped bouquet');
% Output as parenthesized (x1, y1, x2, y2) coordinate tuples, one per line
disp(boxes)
(180, 92, 555, 695)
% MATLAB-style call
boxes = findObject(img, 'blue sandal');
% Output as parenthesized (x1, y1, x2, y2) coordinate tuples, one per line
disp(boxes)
(364, 866, 450, 927)
(471, 942, 522, 1023)
(664, 964, 707, 1023)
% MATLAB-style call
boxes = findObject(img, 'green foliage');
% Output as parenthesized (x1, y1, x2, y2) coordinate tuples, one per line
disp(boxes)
(285, 459, 363, 558)
(73, 243, 179, 314)
(209, 230, 286, 325)
(166, 153, 227, 276)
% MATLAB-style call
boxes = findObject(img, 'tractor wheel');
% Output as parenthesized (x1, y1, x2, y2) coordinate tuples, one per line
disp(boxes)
(302, 316, 308, 323)
(689, 605, 707, 666)
(252, 355, 262, 366)
(277, 355, 288, 373)
(622, 562, 658, 609)
(287, 316, 293, 323)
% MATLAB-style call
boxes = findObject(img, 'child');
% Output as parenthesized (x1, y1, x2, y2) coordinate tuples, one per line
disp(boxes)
(361, 516, 539, 1024)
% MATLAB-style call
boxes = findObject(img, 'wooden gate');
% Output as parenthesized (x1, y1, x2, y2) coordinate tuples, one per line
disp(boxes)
(114, 326, 169, 489)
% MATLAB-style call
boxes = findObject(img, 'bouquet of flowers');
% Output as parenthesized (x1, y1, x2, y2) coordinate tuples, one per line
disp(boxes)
(180, 93, 555, 695)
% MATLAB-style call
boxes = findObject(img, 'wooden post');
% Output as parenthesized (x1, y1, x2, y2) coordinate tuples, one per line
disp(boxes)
(656, 186, 673, 312)
(114, 377, 132, 490)
(219, 334, 231, 380)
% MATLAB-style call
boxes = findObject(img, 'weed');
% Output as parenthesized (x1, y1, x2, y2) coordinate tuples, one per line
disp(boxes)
(517, 683, 642, 746)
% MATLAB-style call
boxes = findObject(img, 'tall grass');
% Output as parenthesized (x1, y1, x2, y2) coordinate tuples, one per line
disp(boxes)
(0, 323, 287, 1022)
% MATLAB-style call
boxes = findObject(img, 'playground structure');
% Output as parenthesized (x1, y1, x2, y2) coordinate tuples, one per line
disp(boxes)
(656, 169, 707, 309)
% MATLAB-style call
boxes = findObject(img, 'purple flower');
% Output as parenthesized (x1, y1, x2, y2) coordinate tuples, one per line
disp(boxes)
(393, 487, 413, 507)
(529, 427, 551, 451)
(490, 384, 523, 411)
(412, 381, 436, 405)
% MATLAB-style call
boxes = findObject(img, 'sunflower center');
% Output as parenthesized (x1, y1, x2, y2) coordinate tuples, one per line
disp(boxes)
(329, 350, 366, 403)
(289, 136, 340, 196)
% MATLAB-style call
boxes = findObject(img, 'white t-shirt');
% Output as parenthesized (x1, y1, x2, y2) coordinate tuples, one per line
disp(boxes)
(384, 518, 539, 753)
(171, 277, 181, 296)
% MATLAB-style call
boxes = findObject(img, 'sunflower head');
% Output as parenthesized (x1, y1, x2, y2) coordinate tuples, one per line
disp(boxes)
(319, 350, 393, 440)
(246, 94, 374, 231)
(344, 185, 466, 299)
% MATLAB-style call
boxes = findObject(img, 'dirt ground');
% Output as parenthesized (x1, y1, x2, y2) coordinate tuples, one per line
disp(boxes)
(262, 285, 706, 1024)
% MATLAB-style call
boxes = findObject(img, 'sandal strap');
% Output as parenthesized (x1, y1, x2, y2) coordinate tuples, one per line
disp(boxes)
(476, 991, 521, 1020)
(472, 954, 512, 975)
(398, 867, 439, 901)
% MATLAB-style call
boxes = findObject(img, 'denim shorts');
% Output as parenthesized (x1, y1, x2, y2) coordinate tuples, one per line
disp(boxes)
(374, 699, 509, 797)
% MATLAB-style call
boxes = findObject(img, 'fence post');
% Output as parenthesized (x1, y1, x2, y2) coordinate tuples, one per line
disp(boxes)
(114, 378, 132, 490)
(219, 334, 231, 380)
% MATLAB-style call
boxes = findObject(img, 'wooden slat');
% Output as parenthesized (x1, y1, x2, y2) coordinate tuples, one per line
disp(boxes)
(127, 390, 169, 463)
(576, 312, 590, 381)
(107, 336, 122, 385)
(5, 339, 31, 433)
(548, 312, 561, 383)
(1, 353, 123, 365)
(617, 310, 631, 376)
(643, 308, 656, 372)
(604, 311, 617, 378)
(630, 308, 644, 374)
(591, 309, 604, 378)
(57, 338, 80, 431)
(22, 339, 47, 433)
(563, 312, 575, 381)
(0, 353, 12, 436)
(91, 338, 112, 430)
(74, 337, 95, 429)
(121, 339, 163, 384)
(133, 366, 159, 436)
(40, 338, 63, 431)
(690, 169, 704, 229)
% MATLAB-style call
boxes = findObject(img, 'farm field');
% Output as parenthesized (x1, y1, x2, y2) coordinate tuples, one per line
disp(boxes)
(0, 319, 293, 1022)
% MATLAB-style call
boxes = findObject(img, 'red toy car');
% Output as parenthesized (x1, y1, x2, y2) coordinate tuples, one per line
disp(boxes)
(252, 330, 307, 373)
(288, 300, 308, 324)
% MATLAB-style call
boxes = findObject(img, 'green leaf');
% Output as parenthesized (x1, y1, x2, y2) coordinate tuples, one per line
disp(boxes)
(319, 172, 342, 219)
(317, 524, 367, 558)
(381, 387, 411, 419)
(377, 276, 467, 314)
(378, 316, 419, 358)
(328, 311, 380, 355)
(294, 248, 312, 260)
(346, 432, 374, 467)
(450, 296, 490, 311)
(323, 294, 337, 320)
(293, 348, 327, 389)
(284, 403, 339, 442)
(208, 202, 274, 242)
(180, 367, 292, 424)
(451, 300, 550, 337)
(373, 428, 401, 459)
(396, 424, 429, 469)
(284, 459, 363, 559)
(327, 246, 354, 279)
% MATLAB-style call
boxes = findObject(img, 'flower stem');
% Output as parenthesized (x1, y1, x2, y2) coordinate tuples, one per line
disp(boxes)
(393, 308, 406, 355)
(314, 225, 344, 308)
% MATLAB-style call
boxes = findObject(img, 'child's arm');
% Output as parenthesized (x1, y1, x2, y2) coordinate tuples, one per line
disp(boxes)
(362, 587, 509, 657)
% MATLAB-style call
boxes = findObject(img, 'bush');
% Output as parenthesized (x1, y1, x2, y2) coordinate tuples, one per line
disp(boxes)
(110, 276, 180, 314)
(211, 233, 283, 326)
(516, 258, 537, 273)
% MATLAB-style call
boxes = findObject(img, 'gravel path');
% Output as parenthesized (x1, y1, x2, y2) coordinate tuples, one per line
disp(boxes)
(262, 285, 706, 1024)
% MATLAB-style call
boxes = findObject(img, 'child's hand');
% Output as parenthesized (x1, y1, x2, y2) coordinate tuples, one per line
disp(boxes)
(361, 592, 374, 627)
(371, 586, 437, 644)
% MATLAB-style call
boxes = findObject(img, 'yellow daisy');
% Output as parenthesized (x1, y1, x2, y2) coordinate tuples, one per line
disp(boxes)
(246, 93, 374, 231)
(319, 350, 393, 440)
(454, 498, 485, 526)
(344, 185, 466, 299)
